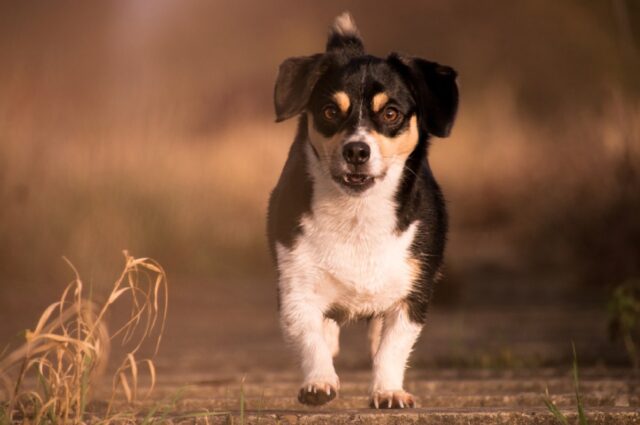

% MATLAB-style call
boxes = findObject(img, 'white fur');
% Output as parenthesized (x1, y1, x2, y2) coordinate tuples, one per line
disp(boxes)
(276, 135, 422, 398)
(323, 318, 340, 357)
(331, 12, 359, 37)
(371, 305, 421, 392)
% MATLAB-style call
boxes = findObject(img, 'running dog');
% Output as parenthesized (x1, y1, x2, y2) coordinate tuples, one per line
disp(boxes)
(267, 12, 458, 409)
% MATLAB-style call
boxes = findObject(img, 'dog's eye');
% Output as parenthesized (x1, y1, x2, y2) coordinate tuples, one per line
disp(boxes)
(381, 106, 401, 124)
(322, 105, 339, 121)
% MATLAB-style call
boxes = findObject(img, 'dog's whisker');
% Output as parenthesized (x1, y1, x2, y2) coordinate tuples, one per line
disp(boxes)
(403, 164, 419, 179)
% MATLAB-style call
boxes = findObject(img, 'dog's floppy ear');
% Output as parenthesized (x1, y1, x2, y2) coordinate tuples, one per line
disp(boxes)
(274, 54, 325, 122)
(388, 54, 459, 138)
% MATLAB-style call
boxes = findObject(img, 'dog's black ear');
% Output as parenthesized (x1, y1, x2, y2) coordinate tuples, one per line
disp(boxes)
(388, 54, 459, 138)
(274, 54, 325, 122)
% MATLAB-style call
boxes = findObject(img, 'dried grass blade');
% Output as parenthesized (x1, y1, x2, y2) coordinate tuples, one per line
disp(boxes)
(127, 353, 139, 402)
(119, 372, 132, 403)
(143, 359, 156, 398)
(32, 302, 62, 337)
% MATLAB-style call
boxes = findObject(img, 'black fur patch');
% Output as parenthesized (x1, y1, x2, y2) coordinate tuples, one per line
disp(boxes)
(324, 303, 374, 325)
(400, 165, 448, 324)
(307, 56, 418, 140)
(323, 304, 350, 325)
(326, 33, 364, 57)
(266, 115, 313, 258)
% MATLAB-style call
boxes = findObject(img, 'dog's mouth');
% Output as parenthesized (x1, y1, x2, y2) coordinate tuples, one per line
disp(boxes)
(333, 173, 376, 192)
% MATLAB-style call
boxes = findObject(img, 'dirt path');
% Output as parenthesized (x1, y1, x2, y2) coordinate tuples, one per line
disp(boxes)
(101, 368, 638, 424)
(116, 277, 638, 424)
(3, 275, 638, 423)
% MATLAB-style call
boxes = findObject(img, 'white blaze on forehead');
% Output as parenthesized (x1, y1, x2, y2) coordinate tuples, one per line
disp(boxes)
(332, 91, 350, 114)
(372, 92, 389, 113)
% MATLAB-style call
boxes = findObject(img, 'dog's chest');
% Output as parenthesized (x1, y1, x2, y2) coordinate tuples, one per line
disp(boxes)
(294, 194, 418, 312)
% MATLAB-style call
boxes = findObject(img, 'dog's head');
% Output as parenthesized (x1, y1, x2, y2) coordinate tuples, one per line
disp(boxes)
(274, 12, 458, 194)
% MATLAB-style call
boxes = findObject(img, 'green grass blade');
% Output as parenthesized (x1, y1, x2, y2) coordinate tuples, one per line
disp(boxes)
(141, 388, 185, 425)
(542, 387, 569, 425)
(572, 343, 588, 425)
(140, 403, 161, 425)
(0, 406, 8, 425)
(79, 354, 93, 420)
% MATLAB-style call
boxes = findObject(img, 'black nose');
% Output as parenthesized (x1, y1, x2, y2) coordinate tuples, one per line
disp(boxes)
(343, 141, 370, 165)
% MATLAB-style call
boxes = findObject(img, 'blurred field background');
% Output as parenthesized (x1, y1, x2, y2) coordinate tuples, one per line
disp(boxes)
(1, 0, 639, 371)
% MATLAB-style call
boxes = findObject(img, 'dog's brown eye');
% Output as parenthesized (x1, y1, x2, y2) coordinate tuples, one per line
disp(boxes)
(322, 105, 339, 121)
(382, 106, 401, 124)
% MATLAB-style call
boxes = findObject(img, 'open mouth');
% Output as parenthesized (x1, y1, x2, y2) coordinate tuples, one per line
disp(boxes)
(343, 173, 372, 185)
(334, 173, 375, 191)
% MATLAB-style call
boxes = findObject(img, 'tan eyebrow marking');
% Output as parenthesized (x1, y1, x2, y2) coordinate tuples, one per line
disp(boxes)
(332, 91, 350, 113)
(372, 92, 389, 113)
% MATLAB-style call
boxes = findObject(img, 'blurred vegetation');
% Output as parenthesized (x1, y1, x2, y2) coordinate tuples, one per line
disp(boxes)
(0, 0, 638, 304)
(608, 280, 640, 369)
(543, 343, 588, 425)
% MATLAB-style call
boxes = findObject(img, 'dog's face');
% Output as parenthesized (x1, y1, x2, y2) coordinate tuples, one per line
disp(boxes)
(274, 19, 458, 195)
(305, 59, 420, 193)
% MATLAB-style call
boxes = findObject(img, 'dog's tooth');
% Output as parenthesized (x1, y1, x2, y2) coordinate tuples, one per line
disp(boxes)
(388, 398, 392, 408)
(312, 385, 316, 394)
(326, 385, 331, 396)
(373, 396, 379, 409)
(399, 399, 404, 408)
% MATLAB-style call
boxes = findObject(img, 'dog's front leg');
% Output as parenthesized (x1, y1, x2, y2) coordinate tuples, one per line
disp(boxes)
(370, 304, 421, 409)
(280, 290, 339, 406)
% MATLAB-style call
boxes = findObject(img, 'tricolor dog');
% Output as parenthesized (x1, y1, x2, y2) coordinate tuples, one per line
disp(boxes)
(267, 12, 458, 409)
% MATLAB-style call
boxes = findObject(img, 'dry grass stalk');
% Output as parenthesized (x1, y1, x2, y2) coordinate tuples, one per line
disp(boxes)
(0, 251, 168, 424)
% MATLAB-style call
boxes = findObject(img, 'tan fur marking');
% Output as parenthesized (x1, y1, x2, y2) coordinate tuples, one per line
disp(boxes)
(407, 257, 422, 282)
(372, 93, 389, 113)
(372, 115, 419, 159)
(333, 92, 351, 114)
(308, 116, 345, 158)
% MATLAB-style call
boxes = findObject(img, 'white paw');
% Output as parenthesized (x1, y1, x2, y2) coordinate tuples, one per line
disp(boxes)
(298, 380, 339, 406)
(370, 390, 416, 409)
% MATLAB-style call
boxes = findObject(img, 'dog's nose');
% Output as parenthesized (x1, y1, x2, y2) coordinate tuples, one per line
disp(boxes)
(343, 141, 370, 165)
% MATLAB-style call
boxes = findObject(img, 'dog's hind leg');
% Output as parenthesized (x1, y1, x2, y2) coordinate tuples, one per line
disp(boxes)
(323, 318, 340, 358)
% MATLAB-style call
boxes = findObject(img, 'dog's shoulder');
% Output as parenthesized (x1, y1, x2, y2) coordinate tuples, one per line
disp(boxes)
(267, 117, 313, 257)
(400, 161, 448, 322)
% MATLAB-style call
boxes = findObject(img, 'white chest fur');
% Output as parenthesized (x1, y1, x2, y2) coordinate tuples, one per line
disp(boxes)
(276, 147, 418, 317)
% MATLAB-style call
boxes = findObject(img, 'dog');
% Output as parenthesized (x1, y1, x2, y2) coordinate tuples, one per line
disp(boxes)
(267, 12, 458, 409)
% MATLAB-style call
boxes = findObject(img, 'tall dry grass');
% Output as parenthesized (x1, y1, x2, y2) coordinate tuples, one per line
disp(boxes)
(0, 252, 168, 423)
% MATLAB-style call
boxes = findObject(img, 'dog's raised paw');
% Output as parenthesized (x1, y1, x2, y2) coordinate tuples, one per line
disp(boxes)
(298, 382, 338, 406)
(370, 390, 415, 409)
